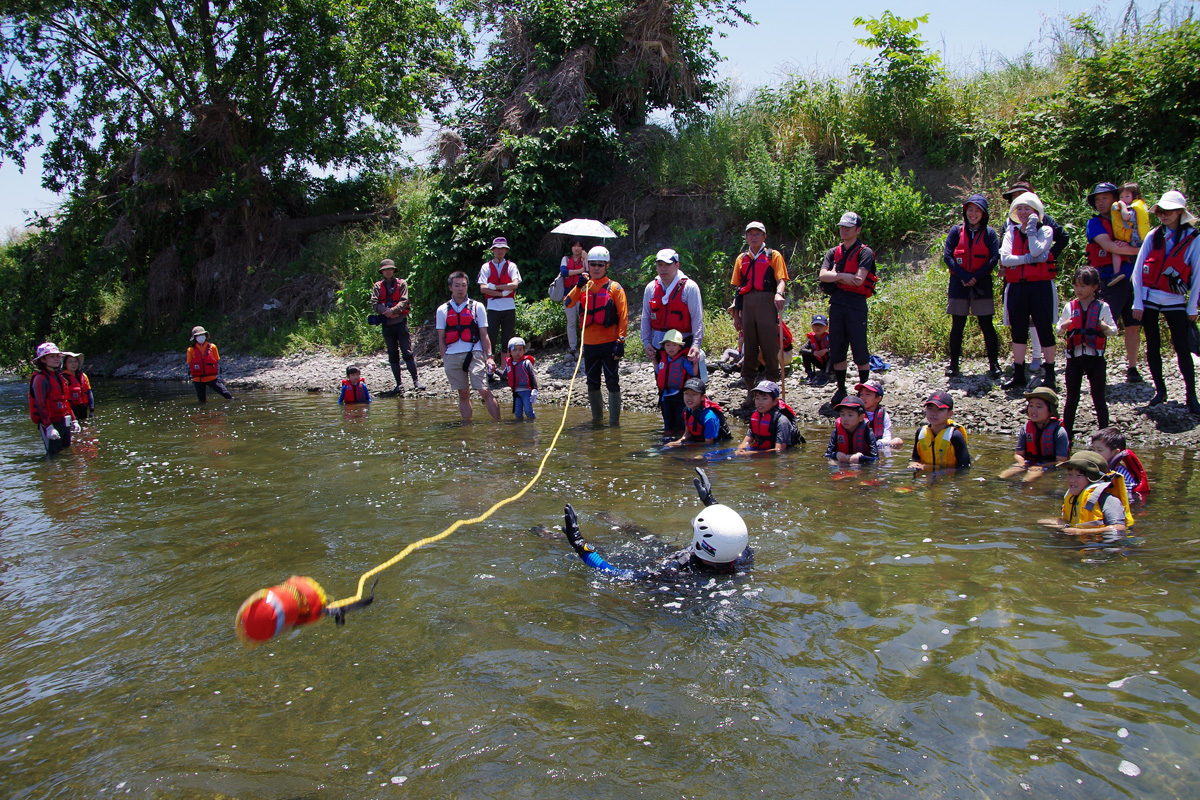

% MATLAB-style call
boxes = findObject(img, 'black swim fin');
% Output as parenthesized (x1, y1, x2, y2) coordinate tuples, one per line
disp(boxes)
(694, 467, 718, 506)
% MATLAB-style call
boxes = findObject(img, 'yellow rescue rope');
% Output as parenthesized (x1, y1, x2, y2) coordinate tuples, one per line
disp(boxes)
(324, 281, 596, 611)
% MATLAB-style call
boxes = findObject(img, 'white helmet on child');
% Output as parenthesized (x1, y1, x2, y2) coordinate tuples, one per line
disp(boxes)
(690, 504, 748, 564)
(586, 245, 610, 263)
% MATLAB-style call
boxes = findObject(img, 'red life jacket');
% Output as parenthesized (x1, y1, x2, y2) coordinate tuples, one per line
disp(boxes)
(954, 226, 992, 273)
(748, 402, 798, 451)
(444, 301, 482, 345)
(1112, 449, 1150, 495)
(563, 256, 586, 291)
(1005, 228, 1056, 283)
(866, 407, 887, 440)
(683, 398, 730, 440)
(580, 281, 618, 329)
(506, 355, 536, 391)
(648, 276, 692, 333)
(340, 379, 370, 403)
(780, 320, 794, 350)
(655, 349, 691, 392)
(1064, 298, 1107, 355)
(486, 260, 513, 296)
(1141, 226, 1198, 294)
(1085, 215, 1116, 268)
(189, 342, 219, 379)
(28, 370, 72, 426)
(834, 419, 870, 457)
(1023, 418, 1063, 462)
(63, 371, 84, 405)
(806, 330, 829, 362)
(832, 242, 877, 297)
(737, 249, 776, 294)
(375, 278, 410, 316)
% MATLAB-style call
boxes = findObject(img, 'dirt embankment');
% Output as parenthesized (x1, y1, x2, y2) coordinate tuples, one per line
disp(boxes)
(90, 344, 1200, 448)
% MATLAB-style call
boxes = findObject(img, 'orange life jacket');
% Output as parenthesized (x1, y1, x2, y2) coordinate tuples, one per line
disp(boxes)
(28, 370, 72, 426)
(1005, 228, 1056, 283)
(1064, 298, 1107, 355)
(954, 226, 992, 273)
(189, 342, 220, 379)
(1023, 418, 1063, 462)
(737, 249, 776, 294)
(444, 301, 482, 345)
(648, 276, 692, 333)
(506, 355, 536, 391)
(580, 281, 619, 329)
(1141, 226, 1198, 294)
(832, 242, 877, 297)
(375, 278, 410, 316)
(1085, 215, 1116, 268)
(834, 419, 870, 457)
(655, 349, 692, 392)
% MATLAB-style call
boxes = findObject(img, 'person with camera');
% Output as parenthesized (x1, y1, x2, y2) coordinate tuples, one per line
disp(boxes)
(999, 192, 1058, 392)
(817, 212, 877, 407)
(373, 259, 424, 392)
(942, 194, 1001, 379)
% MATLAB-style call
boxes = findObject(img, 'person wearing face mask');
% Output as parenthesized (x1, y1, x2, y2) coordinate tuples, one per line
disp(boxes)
(186, 325, 235, 404)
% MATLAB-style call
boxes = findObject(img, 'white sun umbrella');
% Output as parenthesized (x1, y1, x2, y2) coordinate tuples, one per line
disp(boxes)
(550, 218, 618, 239)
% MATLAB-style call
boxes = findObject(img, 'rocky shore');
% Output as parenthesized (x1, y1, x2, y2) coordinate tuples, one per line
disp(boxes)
(88, 345, 1200, 448)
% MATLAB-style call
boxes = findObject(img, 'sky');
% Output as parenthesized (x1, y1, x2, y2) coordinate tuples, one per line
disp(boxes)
(0, 0, 1119, 232)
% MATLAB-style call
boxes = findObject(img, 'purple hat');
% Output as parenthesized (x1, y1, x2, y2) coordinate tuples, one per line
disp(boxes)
(491, 237, 509, 249)
(751, 379, 780, 398)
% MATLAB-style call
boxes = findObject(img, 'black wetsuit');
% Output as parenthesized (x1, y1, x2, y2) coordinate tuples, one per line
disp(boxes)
(565, 527, 751, 580)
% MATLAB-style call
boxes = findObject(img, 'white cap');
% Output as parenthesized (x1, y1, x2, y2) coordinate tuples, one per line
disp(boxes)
(508, 337, 526, 350)
(655, 248, 679, 264)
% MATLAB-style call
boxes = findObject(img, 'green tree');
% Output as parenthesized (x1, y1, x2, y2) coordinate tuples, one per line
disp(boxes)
(0, 0, 466, 335)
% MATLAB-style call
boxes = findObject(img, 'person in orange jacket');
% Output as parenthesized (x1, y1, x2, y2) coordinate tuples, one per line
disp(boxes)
(186, 326, 235, 404)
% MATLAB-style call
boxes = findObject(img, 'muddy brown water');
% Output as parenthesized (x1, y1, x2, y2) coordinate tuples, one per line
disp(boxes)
(2, 378, 1199, 799)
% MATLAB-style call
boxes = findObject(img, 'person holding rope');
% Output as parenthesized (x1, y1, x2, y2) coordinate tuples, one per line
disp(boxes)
(566, 245, 629, 426)
(1131, 190, 1200, 414)
(729, 221, 788, 407)
(818, 211, 877, 407)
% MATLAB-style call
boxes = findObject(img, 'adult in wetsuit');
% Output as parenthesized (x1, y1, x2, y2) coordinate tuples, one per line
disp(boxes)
(562, 469, 751, 580)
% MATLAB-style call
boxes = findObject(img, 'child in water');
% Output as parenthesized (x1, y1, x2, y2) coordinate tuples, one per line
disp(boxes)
(338, 365, 372, 404)
(501, 337, 538, 420)
(824, 396, 878, 465)
(909, 390, 971, 470)
(855, 379, 903, 448)
(666, 379, 732, 446)
(186, 325, 235, 404)
(736, 380, 804, 455)
(1039, 451, 1134, 546)
(1000, 386, 1069, 482)
(561, 469, 751, 579)
(61, 351, 94, 421)
(1090, 427, 1150, 496)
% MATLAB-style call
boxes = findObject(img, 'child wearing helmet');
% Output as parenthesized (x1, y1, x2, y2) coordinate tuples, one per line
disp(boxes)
(561, 469, 751, 578)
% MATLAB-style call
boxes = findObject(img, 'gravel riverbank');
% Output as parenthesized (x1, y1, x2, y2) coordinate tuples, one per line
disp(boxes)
(87, 345, 1200, 448)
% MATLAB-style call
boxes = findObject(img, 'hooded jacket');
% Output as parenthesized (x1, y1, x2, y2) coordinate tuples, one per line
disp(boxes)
(942, 194, 1001, 301)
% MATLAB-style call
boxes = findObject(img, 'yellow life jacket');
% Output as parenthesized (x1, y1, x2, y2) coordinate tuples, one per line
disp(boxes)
(1061, 474, 1134, 528)
(915, 421, 967, 467)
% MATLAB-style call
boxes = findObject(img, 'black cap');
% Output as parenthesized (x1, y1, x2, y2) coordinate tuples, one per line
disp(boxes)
(683, 378, 706, 393)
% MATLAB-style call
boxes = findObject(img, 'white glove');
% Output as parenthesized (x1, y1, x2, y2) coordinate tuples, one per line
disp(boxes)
(486, 283, 496, 291)
(44, 424, 60, 441)
(68, 417, 81, 434)
(530, 389, 538, 404)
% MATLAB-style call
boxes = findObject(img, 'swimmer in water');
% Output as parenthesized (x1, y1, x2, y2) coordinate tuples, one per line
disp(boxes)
(562, 468, 751, 579)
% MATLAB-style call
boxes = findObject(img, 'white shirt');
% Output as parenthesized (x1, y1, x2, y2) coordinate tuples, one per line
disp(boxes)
(1056, 298, 1118, 357)
(1131, 226, 1200, 315)
(477, 260, 522, 312)
(639, 270, 705, 349)
(437, 298, 488, 354)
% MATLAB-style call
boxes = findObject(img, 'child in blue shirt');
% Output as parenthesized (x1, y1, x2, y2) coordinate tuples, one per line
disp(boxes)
(338, 365, 372, 404)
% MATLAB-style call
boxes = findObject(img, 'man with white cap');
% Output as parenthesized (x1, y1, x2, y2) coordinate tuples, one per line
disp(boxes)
(477, 236, 522, 372)
(641, 247, 705, 367)
(1131, 190, 1200, 413)
(818, 211, 877, 406)
(729, 221, 788, 403)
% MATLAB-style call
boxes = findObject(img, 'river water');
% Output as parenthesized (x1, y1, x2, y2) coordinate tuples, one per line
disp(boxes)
(2, 377, 1199, 799)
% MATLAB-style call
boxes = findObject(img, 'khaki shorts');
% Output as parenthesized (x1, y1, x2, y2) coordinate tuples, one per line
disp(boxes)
(444, 349, 486, 391)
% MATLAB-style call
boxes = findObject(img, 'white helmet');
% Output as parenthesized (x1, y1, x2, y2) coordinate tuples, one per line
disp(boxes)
(690, 504, 748, 564)
(586, 245, 610, 264)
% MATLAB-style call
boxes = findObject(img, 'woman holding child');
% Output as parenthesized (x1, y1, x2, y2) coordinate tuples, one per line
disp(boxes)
(942, 194, 1001, 378)
(1131, 190, 1200, 414)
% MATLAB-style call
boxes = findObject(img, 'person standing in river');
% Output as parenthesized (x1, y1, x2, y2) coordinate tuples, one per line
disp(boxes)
(729, 221, 787, 406)
(565, 246, 628, 425)
(186, 326, 235, 404)
(438, 271, 501, 422)
(373, 259, 424, 393)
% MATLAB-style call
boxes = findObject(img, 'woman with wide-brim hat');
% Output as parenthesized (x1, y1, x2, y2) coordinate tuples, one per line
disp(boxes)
(999, 191, 1058, 392)
(1131, 190, 1200, 413)
(29, 342, 80, 455)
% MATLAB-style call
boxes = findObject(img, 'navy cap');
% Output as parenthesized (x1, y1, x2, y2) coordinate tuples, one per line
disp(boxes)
(811, 314, 829, 326)
(834, 396, 867, 413)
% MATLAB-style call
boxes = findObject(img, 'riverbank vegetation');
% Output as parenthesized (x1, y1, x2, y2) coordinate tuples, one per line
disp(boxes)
(2, 2, 1198, 367)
